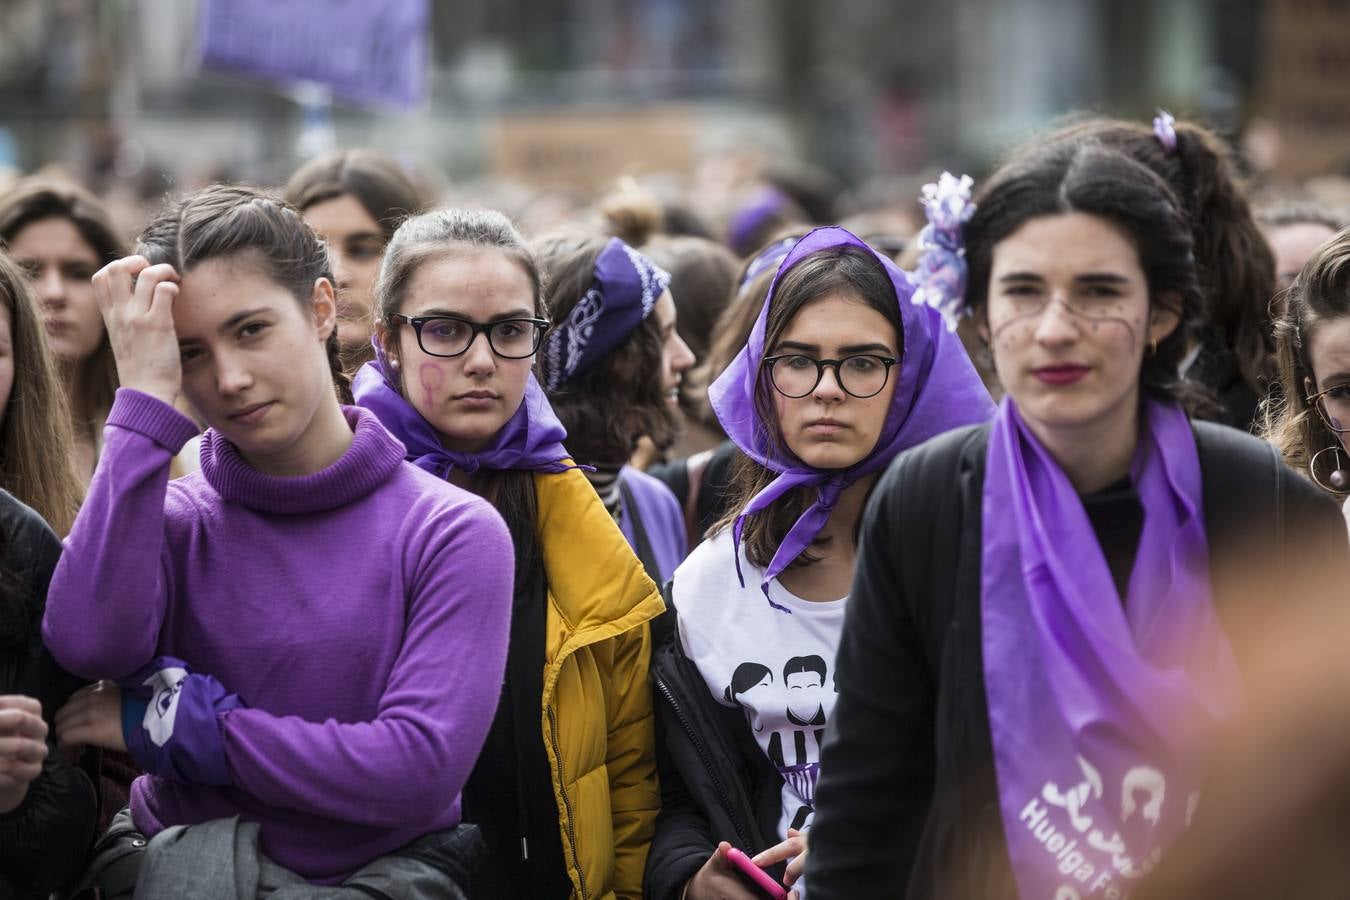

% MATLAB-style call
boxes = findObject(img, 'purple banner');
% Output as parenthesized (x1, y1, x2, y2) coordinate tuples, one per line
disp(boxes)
(198, 0, 430, 109)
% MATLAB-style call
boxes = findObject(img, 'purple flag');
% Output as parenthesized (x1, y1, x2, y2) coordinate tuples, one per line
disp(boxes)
(198, 0, 430, 109)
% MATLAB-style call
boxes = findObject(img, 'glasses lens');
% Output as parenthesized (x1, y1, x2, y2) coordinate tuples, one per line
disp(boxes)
(770, 355, 819, 397)
(1319, 390, 1350, 434)
(838, 355, 891, 398)
(489, 320, 544, 358)
(417, 318, 472, 356)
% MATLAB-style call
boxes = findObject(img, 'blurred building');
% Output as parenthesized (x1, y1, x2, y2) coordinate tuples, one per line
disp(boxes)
(0, 0, 1341, 212)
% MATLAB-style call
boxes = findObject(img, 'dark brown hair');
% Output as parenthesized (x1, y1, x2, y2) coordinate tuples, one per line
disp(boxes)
(714, 245, 903, 569)
(1050, 116, 1275, 398)
(0, 252, 82, 537)
(0, 176, 125, 434)
(643, 235, 740, 363)
(373, 207, 545, 579)
(683, 228, 813, 433)
(136, 184, 353, 404)
(283, 149, 425, 244)
(534, 230, 680, 468)
(964, 139, 1207, 411)
(1263, 227, 1350, 494)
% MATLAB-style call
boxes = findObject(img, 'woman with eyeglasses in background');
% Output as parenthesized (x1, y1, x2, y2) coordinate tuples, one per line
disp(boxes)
(1265, 226, 1350, 535)
(354, 208, 662, 900)
(643, 226, 992, 900)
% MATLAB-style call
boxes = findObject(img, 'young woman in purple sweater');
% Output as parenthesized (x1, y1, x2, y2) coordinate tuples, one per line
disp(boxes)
(40, 185, 514, 895)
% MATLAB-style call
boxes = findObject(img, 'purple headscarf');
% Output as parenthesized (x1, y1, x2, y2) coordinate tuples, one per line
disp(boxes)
(352, 339, 574, 477)
(983, 396, 1241, 897)
(538, 237, 671, 391)
(709, 226, 995, 606)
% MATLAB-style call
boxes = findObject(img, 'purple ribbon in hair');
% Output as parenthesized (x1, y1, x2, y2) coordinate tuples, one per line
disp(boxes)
(539, 237, 671, 391)
(738, 236, 799, 293)
(352, 338, 575, 477)
(1153, 109, 1178, 154)
(912, 172, 976, 332)
(709, 226, 995, 608)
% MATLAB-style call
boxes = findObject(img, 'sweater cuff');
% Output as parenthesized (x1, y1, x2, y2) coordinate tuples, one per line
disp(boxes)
(106, 389, 200, 453)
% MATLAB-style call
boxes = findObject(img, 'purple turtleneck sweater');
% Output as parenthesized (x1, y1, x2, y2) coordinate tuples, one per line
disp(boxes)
(42, 389, 514, 883)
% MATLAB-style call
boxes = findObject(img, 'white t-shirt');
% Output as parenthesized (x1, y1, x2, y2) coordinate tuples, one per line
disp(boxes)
(674, 529, 847, 841)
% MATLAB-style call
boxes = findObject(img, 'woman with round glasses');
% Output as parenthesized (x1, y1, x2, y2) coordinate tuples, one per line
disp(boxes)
(644, 227, 993, 900)
(806, 142, 1348, 900)
(353, 208, 663, 900)
(1266, 226, 1350, 534)
(534, 232, 696, 584)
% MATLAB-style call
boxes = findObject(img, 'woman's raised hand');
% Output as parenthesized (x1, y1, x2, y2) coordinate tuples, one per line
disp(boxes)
(92, 255, 182, 406)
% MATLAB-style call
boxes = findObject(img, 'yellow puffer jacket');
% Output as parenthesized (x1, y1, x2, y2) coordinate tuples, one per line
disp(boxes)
(534, 465, 665, 900)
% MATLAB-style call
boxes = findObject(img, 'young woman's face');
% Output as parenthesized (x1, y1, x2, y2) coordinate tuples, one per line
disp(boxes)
(174, 256, 337, 461)
(653, 289, 696, 408)
(768, 291, 900, 470)
(302, 194, 384, 353)
(383, 248, 537, 453)
(8, 217, 105, 365)
(984, 212, 1178, 438)
(1305, 315, 1350, 455)
(0, 303, 14, 430)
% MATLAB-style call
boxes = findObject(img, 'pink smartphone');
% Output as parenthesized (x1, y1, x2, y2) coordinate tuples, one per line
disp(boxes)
(724, 847, 789, 900)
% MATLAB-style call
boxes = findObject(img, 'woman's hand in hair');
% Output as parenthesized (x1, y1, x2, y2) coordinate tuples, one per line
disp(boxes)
(54, 681, 126, 754)
(92, 255, 183, 406)
(0, 694, 49, 813)
(685, 842, 777, 900)
(752, 827, 807, 898)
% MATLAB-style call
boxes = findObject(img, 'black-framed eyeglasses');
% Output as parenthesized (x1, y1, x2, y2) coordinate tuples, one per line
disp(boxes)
(1308, 384, 1350, 434)
(762, 354, 899, 399)
(393, 314, 550, 359)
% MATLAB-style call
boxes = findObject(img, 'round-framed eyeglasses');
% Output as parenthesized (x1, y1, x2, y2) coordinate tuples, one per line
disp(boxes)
(762, 354, 899, 399)
(393, 314, 550, 360)
(1308, 383, 1350, 435)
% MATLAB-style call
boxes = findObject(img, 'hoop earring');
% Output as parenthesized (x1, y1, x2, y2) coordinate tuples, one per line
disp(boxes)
(1309, 444, 1350, 493)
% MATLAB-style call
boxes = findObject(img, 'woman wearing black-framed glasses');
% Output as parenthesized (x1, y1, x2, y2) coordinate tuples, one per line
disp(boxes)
(353, 209, 664, 900)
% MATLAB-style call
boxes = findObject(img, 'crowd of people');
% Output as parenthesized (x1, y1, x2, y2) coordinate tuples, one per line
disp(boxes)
(0, 111, 1347, 900)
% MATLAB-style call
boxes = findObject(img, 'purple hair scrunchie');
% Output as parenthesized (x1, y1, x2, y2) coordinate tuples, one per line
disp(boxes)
(1153, 109, 1178, 154)
(911, 172, 976, 332)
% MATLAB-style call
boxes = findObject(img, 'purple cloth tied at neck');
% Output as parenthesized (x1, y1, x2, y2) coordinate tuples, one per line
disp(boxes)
(709, 225, 995, 608)
(982, 397, 1241, 899)
(539, 237, 671, 391)
(352, 338, 574, 477)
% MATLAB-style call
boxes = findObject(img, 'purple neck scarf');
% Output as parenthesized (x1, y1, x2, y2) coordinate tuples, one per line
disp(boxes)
(982, 397, 1241, 898)
(351, 340, 574, 478)
(709, 226, 994, 607)
(539, 237, 671, 391)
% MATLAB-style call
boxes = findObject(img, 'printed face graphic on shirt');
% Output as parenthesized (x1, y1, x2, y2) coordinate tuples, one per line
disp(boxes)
(725, 661, 774, 732)
(784, 655, 828, 726)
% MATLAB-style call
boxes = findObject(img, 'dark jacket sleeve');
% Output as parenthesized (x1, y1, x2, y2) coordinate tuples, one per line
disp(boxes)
(805, 451, 940, 900)
(643, 719, 715, 900)
(0, 494, 99, 895)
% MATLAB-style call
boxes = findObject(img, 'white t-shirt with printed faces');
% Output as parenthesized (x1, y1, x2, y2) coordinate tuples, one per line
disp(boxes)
(674, 529, 847, 842)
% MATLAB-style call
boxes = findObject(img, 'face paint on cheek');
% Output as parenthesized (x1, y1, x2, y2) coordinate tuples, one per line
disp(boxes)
(418, 363, 445, 407)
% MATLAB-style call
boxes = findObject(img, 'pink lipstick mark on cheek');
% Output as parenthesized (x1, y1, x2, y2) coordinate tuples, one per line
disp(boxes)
(418, 363, 446, 406)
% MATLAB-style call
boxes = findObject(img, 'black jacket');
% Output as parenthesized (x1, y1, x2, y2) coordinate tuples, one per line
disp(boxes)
(643, 598, 789, 900)
(805, 421, 1348, 900)
(0, 492, 99, 900)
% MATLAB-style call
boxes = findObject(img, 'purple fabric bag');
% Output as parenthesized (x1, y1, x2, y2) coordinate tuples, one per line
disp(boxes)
(982, 397, 1242, 898)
